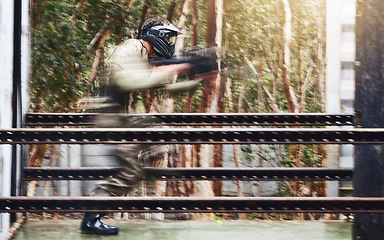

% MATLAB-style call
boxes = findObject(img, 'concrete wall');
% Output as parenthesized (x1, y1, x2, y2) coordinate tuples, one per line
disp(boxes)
(0, 0, 30, 239)
(0, 0, 16, 236)
(222, 145, 278, 197)
(33, 145, 117, 197)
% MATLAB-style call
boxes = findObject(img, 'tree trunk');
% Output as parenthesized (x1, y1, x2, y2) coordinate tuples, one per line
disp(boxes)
(142, 90, 156, 113)
(138, 0, 150, 32)
(167, 0, 178, 22)
(297, 6, 304, 112)
(238, 58, 249, 112)
(213, 71, 228, 197)
(257, 56, 266, 112)
(90, 29, 112, 50)
(181, 0, 198, 192)
(205, 0, 216, 45)
(190, 0, 224, 220)
(182, 144, 194, 196)
(233, 145, 246, 220)
(174, 0, 190, 56)
(281, 0, 298, 113)
(71, 0, 87, 26)
(27, 144, 49, 197)
(31, 0, 44, 29)
(316, 5, 327, 111)
(210, 0, 223, 113)
(88, 47, 103, 88)
(191, 0, 199, 46)
(281, 1, 301, 221)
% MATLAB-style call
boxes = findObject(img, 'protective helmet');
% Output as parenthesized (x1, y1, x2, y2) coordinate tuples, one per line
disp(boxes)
(143, 24, 181, 59)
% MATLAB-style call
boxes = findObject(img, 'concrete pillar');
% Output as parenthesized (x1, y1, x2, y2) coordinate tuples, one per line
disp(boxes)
(0, 0, 15, 235)
(0, 0, 30, 238)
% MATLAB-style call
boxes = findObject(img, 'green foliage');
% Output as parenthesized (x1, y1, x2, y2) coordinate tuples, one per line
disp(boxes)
(30, 0, 175, 112)
(31, 0, 91, 112)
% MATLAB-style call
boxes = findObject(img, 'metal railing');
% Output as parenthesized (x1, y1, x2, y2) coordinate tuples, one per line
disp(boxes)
(0, 112, 367, 213)
(23, 167, 353, 181)
(24, 113, 355, 127)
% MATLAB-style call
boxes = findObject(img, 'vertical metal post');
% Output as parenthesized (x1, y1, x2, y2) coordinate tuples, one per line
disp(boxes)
(11, 0, 23, 223)
(354, 0, 384, 239)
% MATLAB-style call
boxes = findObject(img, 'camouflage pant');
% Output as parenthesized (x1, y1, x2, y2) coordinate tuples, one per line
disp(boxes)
(93, 144, 167, 197)
(91, 106, 167, 197)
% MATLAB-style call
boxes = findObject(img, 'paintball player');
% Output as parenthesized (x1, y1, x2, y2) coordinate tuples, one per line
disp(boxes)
(80, 17, 216, 235)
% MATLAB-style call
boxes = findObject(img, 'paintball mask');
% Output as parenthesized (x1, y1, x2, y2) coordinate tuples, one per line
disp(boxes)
(143, 24, 181, 59)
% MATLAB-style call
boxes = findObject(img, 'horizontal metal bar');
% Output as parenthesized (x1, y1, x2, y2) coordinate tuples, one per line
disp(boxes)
(24, 113, 355, 127)
(1, 128, 384, 144)
(0, 197, 383, 213)
(22, 167, 353, 181)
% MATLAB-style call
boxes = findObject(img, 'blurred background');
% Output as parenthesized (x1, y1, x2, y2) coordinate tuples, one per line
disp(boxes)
(25, 0, 355, 222)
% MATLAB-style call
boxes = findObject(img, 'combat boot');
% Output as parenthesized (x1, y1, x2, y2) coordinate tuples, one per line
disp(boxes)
(81, 212, 118, 235)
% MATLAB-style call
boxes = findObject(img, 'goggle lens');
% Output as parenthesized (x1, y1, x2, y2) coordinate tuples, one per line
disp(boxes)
(166, 35, 177, 44)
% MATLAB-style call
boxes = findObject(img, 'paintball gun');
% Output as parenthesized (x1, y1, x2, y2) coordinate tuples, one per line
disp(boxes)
(150, 45, 219, 76)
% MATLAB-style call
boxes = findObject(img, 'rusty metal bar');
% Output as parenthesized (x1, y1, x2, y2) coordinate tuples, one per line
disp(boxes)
(1, 127, 384, 145)
(0, 196, 383, 213)
(22, 167, 353, 181)
(24, 113, 355, 127)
